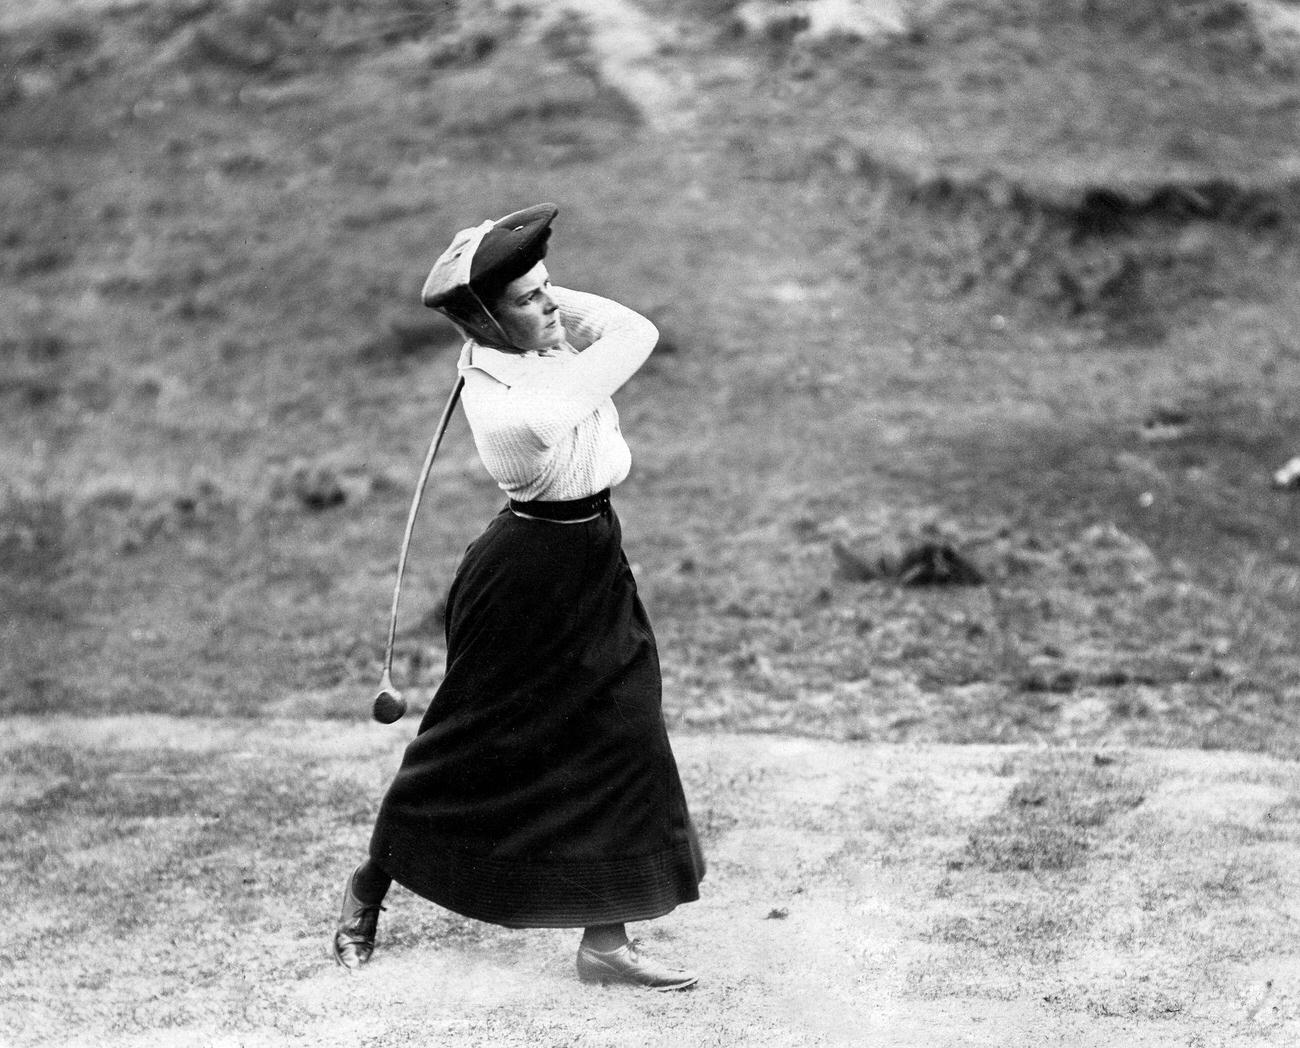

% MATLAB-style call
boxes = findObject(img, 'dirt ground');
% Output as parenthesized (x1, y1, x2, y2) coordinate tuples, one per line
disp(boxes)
(2, 716, 1298, 1047)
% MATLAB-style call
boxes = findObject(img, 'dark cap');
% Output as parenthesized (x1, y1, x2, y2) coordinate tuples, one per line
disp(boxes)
(422, 203, 559, 311)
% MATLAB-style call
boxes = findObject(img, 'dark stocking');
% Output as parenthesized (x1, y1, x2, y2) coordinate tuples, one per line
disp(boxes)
(350, 859, 392, 905)
(581, 923, 628, 951)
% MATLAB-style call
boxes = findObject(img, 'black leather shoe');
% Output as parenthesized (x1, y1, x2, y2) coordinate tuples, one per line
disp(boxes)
(331, 870, 385, 970)
(576, 940, 698, 991)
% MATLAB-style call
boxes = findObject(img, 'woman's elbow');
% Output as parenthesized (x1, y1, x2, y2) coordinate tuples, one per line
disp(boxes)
(632, 314, 659, 357)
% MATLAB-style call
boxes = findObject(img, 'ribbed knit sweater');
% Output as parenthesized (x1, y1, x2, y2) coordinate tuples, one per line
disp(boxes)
(455, 287, 658, 502)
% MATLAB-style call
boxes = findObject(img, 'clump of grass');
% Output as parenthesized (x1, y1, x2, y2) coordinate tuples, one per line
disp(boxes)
(0, 488, 66, 579)
(0, 330, 70, 410)
(930, 907, 1077, 965)
(76, 479, 236, 555)
(962, 751, 1147, 873)
(158, 0, 457, 75)
(540, 10, 595, 62)
(6, 17, 101, 65)
(0, 488, 73, 716)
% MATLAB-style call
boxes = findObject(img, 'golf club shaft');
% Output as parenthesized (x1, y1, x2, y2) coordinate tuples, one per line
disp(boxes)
(381, 374, 465, 677)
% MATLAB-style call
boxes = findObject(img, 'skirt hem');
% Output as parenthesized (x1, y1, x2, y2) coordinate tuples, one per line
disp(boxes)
(374, 836, 703, 929)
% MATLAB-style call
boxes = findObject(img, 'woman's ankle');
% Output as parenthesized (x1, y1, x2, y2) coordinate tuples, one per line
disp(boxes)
(581, 923, 628, 952)
(349, 860, 392, 906)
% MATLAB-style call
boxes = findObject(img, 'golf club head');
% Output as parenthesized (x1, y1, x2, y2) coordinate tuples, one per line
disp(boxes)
(372, 670, 407, 724)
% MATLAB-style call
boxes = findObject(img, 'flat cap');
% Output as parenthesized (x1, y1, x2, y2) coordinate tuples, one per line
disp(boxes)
(422, 203, 559, 310)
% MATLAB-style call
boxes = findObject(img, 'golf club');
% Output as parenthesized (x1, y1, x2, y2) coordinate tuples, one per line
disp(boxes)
(372, 374, 465, 723)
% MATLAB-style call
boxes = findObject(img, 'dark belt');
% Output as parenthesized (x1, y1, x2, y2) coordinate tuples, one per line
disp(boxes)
(508, 489, 611, 522)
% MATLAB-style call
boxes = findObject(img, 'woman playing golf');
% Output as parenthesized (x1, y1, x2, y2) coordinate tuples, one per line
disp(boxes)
(331, 203, 704, 990)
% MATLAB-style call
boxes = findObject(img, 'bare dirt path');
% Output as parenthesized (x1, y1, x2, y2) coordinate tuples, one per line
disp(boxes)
(3, 717, 1299, 1046)
(543, 0, 690, 131)
(516, 0, 730, 134)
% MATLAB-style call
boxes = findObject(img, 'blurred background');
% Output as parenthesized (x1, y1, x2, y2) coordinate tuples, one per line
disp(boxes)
(3, 0, 1299, 751)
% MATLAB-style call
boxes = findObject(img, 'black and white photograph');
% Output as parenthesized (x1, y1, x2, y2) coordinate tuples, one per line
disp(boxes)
(3, 0, 1300, 1044)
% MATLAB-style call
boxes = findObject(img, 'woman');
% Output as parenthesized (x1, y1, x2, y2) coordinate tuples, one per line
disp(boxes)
(332, 203, 705, 991)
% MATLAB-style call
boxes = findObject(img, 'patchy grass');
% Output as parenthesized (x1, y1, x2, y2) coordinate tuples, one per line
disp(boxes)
(713, 0, 1300, 190)
(2, 721, 1298, 1045)
(960, 750, 1148, 873)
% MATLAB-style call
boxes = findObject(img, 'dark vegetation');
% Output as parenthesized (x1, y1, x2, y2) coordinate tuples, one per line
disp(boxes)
(960, 750, 1148, 873)
(1, 0, 1298, 753)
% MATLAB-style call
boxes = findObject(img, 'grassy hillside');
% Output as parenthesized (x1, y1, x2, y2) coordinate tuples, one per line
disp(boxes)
(2, 0, 1298, 752)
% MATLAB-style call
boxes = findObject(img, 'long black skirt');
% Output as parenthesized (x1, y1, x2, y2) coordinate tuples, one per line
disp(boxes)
(368, 503, 704, 928)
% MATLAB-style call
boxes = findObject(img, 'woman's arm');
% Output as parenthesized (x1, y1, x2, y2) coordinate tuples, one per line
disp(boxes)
(464, 288, 657, 452)
(545, 286, 658, 401)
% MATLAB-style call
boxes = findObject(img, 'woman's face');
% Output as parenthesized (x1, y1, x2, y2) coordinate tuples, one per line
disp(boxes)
(494, 262, 566, 352)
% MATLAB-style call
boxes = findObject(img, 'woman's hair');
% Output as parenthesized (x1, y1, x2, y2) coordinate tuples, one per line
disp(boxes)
(439, 287, 514, 349)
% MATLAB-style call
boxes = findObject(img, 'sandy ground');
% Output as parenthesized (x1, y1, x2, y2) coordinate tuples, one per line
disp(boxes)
(3, 717, 1299, 1047)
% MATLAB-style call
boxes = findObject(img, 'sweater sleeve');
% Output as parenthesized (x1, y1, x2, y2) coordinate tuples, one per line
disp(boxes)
(462, 288, 657, 452)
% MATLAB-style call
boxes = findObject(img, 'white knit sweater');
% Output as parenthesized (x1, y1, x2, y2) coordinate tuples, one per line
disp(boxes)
(456, 287, 658, 502)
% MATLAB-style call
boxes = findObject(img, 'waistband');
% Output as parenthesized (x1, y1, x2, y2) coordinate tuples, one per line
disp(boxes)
(508, 489, 611, 523)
